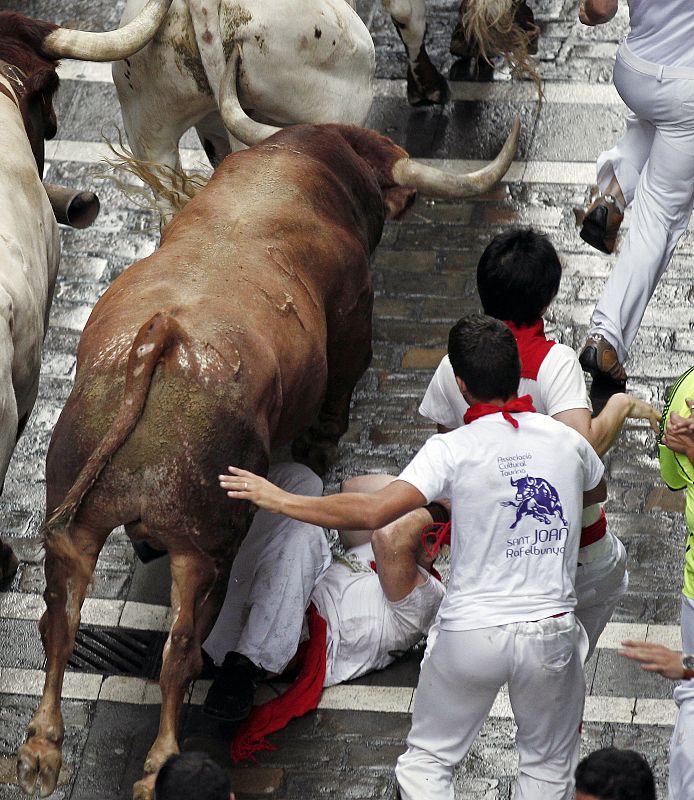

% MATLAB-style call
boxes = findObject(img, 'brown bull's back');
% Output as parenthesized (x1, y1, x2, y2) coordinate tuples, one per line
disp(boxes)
(47, 125, 386, 546)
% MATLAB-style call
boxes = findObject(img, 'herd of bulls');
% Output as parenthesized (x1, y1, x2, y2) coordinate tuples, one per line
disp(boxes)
(0, 1, 519, 797)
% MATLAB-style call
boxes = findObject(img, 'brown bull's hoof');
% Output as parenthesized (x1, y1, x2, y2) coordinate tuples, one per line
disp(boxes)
(0, 540, 19, 584)
(133, 776, 156, 800)
(292, 433, 338, 478)
(17, 738, 63, 797)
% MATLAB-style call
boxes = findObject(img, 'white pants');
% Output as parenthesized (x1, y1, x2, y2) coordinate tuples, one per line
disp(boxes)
(590, 42, 694, 363)
(670, 595, 694, 800)
(575, 531, 628, 659)
(395, 614, 587, 800)
(203, 462, 332, 674)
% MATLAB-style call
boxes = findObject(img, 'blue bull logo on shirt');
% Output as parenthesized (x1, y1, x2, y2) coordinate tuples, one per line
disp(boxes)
(501, 476, 568, 530)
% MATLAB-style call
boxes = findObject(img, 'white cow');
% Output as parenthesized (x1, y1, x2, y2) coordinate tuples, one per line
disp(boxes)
(113, 0, 375, 213)
(0, 1, 177, 582)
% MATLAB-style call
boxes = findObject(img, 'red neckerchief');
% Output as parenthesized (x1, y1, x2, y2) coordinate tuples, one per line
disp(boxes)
(463, 394, 536, 429)
(504, 319, 556, 380)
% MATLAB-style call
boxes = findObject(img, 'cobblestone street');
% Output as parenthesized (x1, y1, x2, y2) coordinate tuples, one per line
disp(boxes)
(0, 1, 692, 798)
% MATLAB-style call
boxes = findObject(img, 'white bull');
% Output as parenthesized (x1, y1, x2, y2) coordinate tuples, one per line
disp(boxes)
(113, 0, 375, 209)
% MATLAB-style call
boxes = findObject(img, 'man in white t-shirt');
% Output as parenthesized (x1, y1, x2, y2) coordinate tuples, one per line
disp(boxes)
(220, 315, 606, 800)
(420, 228, 658, 657)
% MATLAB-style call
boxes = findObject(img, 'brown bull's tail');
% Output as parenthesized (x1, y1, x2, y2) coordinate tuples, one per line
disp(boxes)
(43, 312, 189, 545)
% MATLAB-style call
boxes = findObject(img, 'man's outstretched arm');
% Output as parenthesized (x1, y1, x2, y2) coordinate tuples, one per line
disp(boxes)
(554, 394, 660, 458)
(219, 466, 427, 531)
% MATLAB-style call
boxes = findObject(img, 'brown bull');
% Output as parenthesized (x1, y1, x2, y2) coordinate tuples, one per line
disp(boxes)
(18, 119, 518, 799)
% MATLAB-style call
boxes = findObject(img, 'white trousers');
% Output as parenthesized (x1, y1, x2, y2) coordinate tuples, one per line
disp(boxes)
(670, 595, 694, 800)
(590, 42, 694, 363)
(203, 462, 332, 674)
(575, 531, 628, 659)
(395, 614, 587, 800)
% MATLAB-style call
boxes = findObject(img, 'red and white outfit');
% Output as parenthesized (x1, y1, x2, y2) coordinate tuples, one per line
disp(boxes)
(419, 320, 627, 657)
(395, 402, 604, 800)
(312, 541, 444, 687)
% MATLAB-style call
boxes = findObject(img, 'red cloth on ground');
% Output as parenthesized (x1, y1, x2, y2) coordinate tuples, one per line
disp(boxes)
(463, 395, 536, 429)
(230, 602, 327, 763)
(504, 319, 556, 380)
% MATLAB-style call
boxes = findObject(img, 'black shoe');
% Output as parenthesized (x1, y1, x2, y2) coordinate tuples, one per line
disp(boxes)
(203, 652, 265, 722)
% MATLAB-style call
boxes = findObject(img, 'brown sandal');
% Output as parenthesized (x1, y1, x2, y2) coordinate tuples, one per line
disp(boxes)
(575, 193, 624, 254)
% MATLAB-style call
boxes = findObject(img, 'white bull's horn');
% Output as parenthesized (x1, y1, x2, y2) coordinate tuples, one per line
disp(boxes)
(219, 46, 281, 147)
(44, 183, 100, 229)
(391, 116, 521, 197)
(42, 0, 174, 61)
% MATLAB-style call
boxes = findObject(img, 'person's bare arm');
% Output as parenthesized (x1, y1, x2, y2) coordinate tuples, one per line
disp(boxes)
(619, 640, 689, 680)
(372, 507, 435, 601)
(584, 477, 607, 507)
(554, 394, 660, 457)
(579, 0, 618, 25)
(220, 467, 426, 530)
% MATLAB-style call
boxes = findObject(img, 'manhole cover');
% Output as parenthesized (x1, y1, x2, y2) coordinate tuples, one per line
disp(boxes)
(67, 627, 166, 678)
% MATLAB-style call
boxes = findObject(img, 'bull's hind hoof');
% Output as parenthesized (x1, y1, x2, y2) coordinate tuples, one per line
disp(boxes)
(406, 64, 450, 106)
(17, 739, 62, 797)
(133, 777, 155, 800)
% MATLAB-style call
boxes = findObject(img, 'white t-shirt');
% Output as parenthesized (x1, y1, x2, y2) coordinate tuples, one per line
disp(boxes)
(627, 0, 694, 69)
(398, 413, 604, 631)
(419, 345, 589, 430)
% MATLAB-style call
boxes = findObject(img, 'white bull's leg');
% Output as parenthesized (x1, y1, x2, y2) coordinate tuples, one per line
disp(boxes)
(113, 59, 213, 222)
(384, 0, 449, 105)
(0, 303, 19, 582)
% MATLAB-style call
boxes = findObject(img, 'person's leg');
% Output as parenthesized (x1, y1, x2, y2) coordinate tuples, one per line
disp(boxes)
(508, 614, 587, 800)
(396, 626, 509, 800)
(575, 532, 628, 659)
(669, 596, 694, 800)
(203, 463, 331, 719)
(587, 59, 694, 366)
(596, 112, 655, 208)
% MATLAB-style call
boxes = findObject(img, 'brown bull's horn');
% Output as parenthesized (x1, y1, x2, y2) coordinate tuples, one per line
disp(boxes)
(391, 116, 521, 197)
(44, 184, 100, 229)
(41, 0, 174, 61)
(219, 46, 281, 147)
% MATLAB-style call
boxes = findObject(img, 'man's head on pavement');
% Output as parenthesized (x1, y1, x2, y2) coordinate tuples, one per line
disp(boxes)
(477, 227, 562, 325)
(448, 314, 520, 403)
(154, 752, 235, 800)
(575, 747, 655, 800)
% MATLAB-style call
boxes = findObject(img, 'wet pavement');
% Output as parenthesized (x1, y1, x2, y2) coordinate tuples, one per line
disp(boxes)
(0, 0, 691, 798)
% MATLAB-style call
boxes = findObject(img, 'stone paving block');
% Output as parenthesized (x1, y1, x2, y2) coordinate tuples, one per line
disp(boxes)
(315, 710, 412, 740)
(591, 650, 676, 700)
(283, 769, 393, 800)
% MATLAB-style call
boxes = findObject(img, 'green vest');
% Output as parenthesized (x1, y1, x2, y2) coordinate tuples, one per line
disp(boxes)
(659, 365, 694, 599)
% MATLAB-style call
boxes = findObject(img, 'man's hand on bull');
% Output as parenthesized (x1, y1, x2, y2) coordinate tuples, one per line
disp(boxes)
(220, 467, 427, 532)
(220, 467, 288, 514)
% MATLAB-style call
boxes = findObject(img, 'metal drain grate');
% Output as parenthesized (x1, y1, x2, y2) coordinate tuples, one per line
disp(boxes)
(67, 627, 167, 678)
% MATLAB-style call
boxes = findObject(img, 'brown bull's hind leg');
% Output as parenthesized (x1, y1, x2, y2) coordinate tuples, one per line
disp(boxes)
(133, 550, 228, 800)
(17, 522, 110, 797)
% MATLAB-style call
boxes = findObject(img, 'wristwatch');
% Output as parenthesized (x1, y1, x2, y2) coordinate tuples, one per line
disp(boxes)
(683, 654, 694, 680)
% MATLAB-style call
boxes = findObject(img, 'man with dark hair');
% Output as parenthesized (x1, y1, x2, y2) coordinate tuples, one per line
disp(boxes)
(220, 314, 607, 800)
(420, 227, 659, 658)
(154, 752, 234, 800)
(574, 748, 656, 800)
